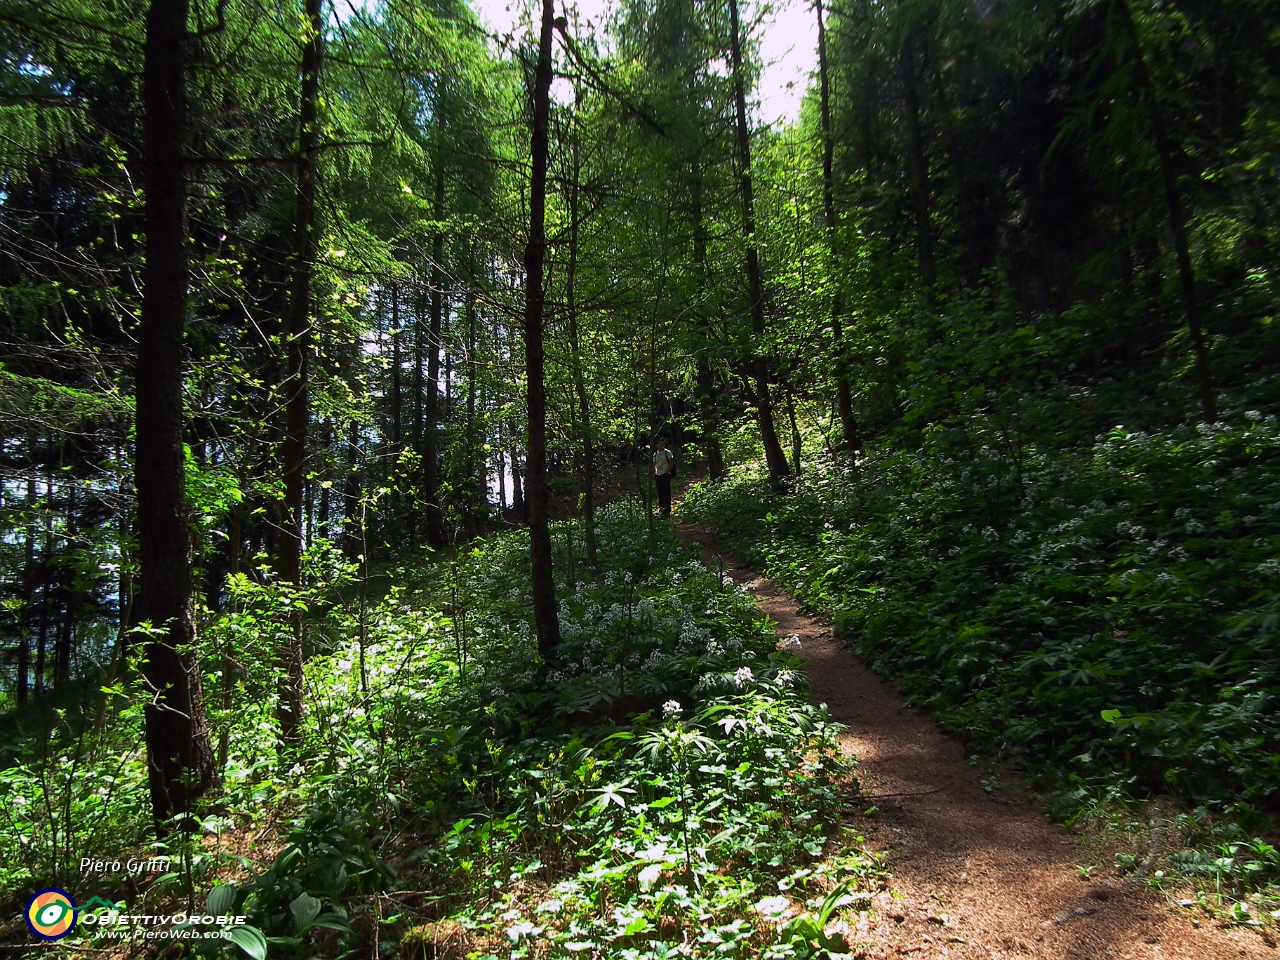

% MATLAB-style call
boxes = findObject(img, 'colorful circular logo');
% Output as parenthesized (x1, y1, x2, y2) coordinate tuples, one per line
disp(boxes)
(26, 888, 77, 940)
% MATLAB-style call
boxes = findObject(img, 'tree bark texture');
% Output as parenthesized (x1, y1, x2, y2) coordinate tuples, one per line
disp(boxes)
(464, 269, 480, 537)
(817, 0, 861, 451)
(523, 0, 560, 656)
(276, 0, 322, 742)
(727, 0, 790, 485)
(139, 0, 218, 823)
(423, 156, 447, 549)
(16, 459, 35, 705)
(566, 123, 598, 568)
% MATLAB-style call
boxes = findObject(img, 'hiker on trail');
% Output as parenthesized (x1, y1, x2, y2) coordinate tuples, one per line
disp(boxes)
(652, 437, 675, 516)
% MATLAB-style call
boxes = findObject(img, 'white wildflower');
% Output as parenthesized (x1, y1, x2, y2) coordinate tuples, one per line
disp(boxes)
(733, 666, 755, 688)
(755, 896, 791, 919)
(662, 700, 683, 719)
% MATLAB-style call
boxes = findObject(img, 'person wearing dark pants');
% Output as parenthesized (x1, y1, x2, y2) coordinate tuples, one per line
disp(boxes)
(652, 437, 674, 516)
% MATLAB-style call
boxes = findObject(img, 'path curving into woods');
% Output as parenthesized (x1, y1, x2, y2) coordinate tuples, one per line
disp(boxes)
(676, 518, 1275, 960)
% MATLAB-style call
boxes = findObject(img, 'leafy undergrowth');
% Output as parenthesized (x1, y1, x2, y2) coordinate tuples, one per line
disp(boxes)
(1069, 795, 1280, 926)
(0, 502, 883, 958)
(678, 413, 1280, 905)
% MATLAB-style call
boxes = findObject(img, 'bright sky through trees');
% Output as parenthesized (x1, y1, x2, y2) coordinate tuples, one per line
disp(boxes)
(469, 0, 817, 125)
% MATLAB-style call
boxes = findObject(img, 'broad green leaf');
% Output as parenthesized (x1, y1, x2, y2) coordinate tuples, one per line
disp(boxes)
(205, 884, 237, 917)
(289, 892, 322, 930)
(228, 925, 268, 960)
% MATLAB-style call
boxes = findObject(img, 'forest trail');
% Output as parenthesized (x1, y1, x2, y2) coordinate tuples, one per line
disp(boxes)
(675, 518, 1276, 960)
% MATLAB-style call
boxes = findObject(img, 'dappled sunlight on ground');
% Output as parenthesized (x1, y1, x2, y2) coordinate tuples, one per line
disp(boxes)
(675, 516, 1277, 960)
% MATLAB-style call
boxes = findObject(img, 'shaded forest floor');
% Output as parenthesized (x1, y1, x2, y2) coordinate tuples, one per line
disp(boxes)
(675, 515, 1277, 959)
(1, 504, 885, 958)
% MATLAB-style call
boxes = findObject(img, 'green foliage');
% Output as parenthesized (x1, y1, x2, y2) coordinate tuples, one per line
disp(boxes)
(0, 366, 130, 432)
(681, 403, 1280, 834)
(0, 506, 880, 957)
(7, 0, 1277, 939)
(358, 505, 882, 957)
(0, 695, 150, 889)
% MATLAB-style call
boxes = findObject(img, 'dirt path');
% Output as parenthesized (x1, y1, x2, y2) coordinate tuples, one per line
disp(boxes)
(677, 520, 1275, 960)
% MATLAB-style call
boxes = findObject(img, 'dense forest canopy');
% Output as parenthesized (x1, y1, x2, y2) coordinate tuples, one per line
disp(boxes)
(1, 0, 1279, 950)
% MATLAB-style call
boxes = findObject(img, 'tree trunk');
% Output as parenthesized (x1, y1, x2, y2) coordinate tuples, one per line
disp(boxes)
(1114, 0, 1215, 422)
(16, 455, 35, 705)
(116, 436, 134, 663)
(786, 391, 803, 478)
(497, 448, 507, 512)
(318, 420, 332, 542)
(817, 0, 861, 451)
(900, 20, 937, 292)
(423, 157, 447, 549)
(138, 0, 219, 823)
(390, 291, 402, 448)
(54, 479, 75, 687)
(511, 444, 524, 517)
(522, 0, 560, 656)
(343, 420, 363, 561)
(464, 260, 480, 536)
(690, 164, 726, 479)
(566, 116, 598, 568)
(727, 0, 790, 486)
(413, 291, 423, 452)
(35, 580, 48, 698)
(389, 293, 406, 537)
(275, 0, 323, 743)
